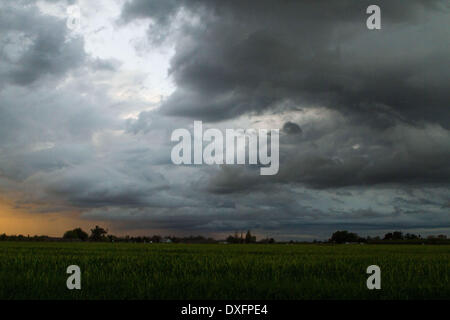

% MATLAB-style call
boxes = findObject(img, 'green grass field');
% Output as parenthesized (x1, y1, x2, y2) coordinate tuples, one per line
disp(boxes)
(0, 242, 448, 300)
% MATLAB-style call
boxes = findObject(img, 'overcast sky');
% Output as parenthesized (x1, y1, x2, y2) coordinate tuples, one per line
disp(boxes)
(0, 0, 449, 240)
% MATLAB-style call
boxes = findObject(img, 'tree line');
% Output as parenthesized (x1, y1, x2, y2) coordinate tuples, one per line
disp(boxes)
(0, 227, 273, 244)
(0, 227, 448, 244)
(329, 230, 449, 244)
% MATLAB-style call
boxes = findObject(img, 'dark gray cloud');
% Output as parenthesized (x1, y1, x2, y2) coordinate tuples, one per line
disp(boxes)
(282, 122, 302, 135)
(90, 0, 450, 237)
(0, 2, 85, 87)
(207, 118, 450, 191)
(81, 184, 450, 239)
(123, 0, 449, 127)
(121, 0, 450, 192)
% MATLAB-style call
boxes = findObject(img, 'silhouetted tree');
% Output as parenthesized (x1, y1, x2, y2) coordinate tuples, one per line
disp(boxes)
(405, 233, 420, 240)
(330, 231, 361, 244)
(90, 225, 108, 241)
(392, 231, 403, 240)
(245, 230, 256, 243)
(151, 235, 162, 243)
(107, 235, 119, 242)
(383, 232, 393, 240)
(63, 228, 88, 241)
(384, 231, 404, 240)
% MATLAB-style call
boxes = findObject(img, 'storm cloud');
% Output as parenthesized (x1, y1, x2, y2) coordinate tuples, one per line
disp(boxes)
(123, 0, 449, 127)
(0, 0, 448, 239)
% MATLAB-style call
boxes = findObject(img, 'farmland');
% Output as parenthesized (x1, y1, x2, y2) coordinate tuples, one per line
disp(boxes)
(0, 242, 448, 300)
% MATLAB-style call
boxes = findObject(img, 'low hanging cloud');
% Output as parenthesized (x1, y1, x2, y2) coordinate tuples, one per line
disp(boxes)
(206, 116, 450, 192)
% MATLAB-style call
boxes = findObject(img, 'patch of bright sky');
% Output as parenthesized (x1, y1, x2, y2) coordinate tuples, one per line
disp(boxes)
(36, 0, 175, 117)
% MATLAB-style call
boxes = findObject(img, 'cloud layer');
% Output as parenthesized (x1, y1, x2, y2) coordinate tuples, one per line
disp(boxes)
(0, 0, 448, 239)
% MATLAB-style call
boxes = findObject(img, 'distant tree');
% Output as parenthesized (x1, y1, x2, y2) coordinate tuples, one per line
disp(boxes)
(90, 226, 108, 241)
(383, 232, 393, 240)
(245, 230, 251, 243)
(330, 231, 360, 244)
(151, 235, 162, 243)
(383, 231, 405, 241)
(392, 231, 403, 240)
(225, 231, 245, 244)
(259, 238, 275, 244)
(405, 233, 419, 240)
(245, 230, 256, 243)
(107, 235, 119, 242)
(226, 232, 250, 244)
(63, 228, 88, 241)
(63, 230, 76, 239)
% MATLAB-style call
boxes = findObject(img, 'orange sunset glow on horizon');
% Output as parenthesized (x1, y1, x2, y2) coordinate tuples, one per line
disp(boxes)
(0, 197, 109, 237)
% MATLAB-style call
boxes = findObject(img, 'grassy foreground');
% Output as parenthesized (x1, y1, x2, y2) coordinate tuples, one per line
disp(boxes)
(0, 242, 448, 300)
